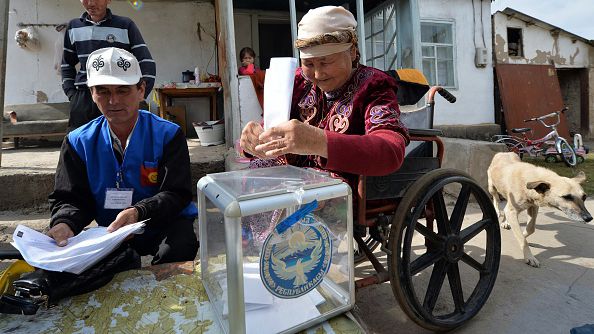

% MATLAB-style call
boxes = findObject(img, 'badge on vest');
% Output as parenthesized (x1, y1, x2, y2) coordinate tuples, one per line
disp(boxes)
(140, 161, 158, 187)
(260, 201, 332, 299)
(104, 188, 134, 209)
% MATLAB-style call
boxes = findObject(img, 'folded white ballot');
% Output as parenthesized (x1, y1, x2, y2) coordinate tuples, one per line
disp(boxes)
(263, 57, 298, 130)
(220, 262, 325, 333)
(11, 220, 147, 275)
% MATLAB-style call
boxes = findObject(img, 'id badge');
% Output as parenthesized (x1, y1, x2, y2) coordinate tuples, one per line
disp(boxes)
(104, 188, 134, 209)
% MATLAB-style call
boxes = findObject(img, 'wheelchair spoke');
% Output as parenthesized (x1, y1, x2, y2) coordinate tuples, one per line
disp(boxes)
(423, 259, 448, 313)
(460, 218, 490, 244)
(415, 223, 444, 244)
(432, 191, 451, 235)
(411, 250, 444, 275)
(451, 185, 471, 234)
(447, 262, 465, 313)
(461, 253, 487, 274)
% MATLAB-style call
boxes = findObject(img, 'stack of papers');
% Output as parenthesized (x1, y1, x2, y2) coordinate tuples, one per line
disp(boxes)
(222, 263, 325, 334)
(263, 57, 298, 130)
(11, 221, 146, 274)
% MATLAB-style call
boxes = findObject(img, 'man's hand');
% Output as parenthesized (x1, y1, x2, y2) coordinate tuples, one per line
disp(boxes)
(240, 121, 267, 159)
(47, 223, 74, 247)
(255, 119, 328, 158)
(107, 207, 139, 233)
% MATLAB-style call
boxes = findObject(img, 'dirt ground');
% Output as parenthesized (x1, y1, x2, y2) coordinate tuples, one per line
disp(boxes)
(0, 208, 49, 243)
(2, 201, 594, 333)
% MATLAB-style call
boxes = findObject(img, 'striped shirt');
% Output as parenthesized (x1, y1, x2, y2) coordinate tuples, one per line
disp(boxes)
(61, 9, 156, 99)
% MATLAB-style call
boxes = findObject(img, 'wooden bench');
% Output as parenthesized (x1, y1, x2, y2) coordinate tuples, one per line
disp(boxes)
(2, 103, 69, 147)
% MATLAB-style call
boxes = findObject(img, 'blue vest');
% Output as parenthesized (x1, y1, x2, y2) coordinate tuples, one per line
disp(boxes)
(68, 111, 197, 226)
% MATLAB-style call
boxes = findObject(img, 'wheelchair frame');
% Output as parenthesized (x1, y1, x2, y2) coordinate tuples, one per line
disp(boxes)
(352, 86, 501, 332)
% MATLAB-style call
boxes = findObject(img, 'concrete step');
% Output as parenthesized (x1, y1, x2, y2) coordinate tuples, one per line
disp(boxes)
(0, 139, 227, 211)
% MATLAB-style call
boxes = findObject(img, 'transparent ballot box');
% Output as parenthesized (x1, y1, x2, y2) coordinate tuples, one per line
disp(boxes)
(197, 166, 354, 334)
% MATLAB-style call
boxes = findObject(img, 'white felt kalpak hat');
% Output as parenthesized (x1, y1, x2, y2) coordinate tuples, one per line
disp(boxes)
(86, 47, 141, 87)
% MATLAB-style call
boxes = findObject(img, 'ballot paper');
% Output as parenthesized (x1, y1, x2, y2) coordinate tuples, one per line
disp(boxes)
(221, 262, 324, 334)
(263, 57, 298, 130)
(11, 221, 147, 274)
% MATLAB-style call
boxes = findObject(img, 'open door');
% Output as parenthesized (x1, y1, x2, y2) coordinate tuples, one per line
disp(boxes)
(495, 64, 570, 139)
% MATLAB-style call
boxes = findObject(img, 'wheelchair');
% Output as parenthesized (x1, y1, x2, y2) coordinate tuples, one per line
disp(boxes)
(353, 69, 501, 332)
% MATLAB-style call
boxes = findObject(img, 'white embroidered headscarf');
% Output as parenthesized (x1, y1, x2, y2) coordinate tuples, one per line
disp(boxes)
(295, 6, 358, 59)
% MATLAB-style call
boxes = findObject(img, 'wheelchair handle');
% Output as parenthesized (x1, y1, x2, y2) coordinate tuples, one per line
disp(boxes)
(437, 87, 456, 103)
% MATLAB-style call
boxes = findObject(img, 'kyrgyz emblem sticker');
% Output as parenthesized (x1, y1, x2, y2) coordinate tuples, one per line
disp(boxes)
(260, 200, 332, 298)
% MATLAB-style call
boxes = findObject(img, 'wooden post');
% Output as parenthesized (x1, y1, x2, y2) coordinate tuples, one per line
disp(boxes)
(289, 0, 298, 59)
(215, 0, 240, 147)
(0, 0, 9, 167)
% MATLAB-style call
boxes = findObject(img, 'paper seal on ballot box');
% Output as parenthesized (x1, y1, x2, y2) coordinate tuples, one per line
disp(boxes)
(260, 200, 333, 299)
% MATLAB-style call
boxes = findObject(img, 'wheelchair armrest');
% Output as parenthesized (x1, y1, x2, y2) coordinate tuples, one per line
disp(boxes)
(408, 128, 442, 137)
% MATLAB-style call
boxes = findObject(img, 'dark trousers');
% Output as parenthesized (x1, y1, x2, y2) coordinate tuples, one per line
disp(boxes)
(128, 216, 199, 265)
(68, 88, 102, 131)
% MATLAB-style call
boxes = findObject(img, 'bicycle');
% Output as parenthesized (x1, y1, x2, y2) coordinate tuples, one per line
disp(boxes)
(492, 107, 578, 167)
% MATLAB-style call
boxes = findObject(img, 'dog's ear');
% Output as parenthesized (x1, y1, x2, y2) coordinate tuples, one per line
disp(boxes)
(573, 171, 586, 184)
(526, 181, 550, 194)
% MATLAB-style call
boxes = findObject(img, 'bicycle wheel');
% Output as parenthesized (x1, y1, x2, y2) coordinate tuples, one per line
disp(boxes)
(494, 137, 524, 159)
(556, 138, 577, 167)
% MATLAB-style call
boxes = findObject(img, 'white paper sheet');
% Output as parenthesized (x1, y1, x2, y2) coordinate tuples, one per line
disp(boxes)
(245, 293, 322, 334)
(11, 221, 147, 274)
(220, 262, 325, 333)
(263, 57, 298, 130)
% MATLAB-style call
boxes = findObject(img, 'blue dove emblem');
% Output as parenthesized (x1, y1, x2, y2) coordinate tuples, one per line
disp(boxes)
(260, 214, 332, 298)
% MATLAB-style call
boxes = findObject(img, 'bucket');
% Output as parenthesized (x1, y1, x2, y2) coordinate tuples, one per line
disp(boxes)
(193, 121, 225, 146)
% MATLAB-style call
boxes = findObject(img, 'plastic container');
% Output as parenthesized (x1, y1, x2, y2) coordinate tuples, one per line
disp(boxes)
(193, 121, 225, 146)
(194, 66, 201, 83)
(198, 166, 354, 334)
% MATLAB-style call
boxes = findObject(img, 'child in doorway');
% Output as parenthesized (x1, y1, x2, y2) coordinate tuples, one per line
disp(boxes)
(238, 47, 258, 75)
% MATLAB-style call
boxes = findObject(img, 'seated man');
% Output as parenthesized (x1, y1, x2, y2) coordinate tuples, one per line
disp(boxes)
(48, 47, 198, 265)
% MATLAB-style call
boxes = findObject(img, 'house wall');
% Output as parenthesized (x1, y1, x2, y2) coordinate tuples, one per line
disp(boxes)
(419, 0, 494, 125)
(5, 0, 217, 107)
(590, 48, 594, 137)
(492, 12, 591, 68)
(493, 11, 594, 138)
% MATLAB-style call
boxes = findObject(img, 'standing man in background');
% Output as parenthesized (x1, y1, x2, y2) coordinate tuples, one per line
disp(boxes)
(62, 0, 156, 130)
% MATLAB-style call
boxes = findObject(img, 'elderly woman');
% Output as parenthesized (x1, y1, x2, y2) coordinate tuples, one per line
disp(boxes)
(241, 6, 408, 190)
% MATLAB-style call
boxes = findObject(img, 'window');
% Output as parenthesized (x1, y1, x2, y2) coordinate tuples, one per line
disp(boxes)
(421, 21, 455, 87)
(364, 4, 397, 71)
(507, 27, 523, 57)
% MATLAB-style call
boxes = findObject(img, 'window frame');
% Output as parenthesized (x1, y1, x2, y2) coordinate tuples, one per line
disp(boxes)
(506, 27, 524, 58)
(364, 2, 399, 71)
(420, 19, 457, 89)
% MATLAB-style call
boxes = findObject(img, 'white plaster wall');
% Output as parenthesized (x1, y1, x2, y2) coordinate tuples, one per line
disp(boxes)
(493, 12, 591, 68)
(233, 13, 255, 65)
(419, 0, 494, 125)
(5, 0, 217, 106)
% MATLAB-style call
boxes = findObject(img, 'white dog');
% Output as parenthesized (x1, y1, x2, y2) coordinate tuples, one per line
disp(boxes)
(487, 152, 592, 267)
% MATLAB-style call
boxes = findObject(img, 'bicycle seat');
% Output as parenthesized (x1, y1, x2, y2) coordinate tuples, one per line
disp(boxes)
(511, 128, 531, 134)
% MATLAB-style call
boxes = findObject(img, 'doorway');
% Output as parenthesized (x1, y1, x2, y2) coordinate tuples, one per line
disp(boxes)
(557, 68, 589, 136)
(258, 22, 293, 70)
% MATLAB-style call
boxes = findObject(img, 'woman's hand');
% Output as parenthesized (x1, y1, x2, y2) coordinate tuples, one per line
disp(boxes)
(256, 119, 328, 158)
(240, 121, 268, 159)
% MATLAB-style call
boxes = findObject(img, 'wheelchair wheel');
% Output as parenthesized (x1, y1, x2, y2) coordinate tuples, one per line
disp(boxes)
(388, 169, 500, 332)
